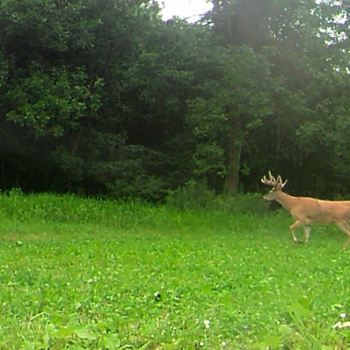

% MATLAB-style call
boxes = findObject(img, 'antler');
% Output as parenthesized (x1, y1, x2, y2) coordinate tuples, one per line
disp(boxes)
(261, 171, 277, 187)
(261, 171, 288, 188)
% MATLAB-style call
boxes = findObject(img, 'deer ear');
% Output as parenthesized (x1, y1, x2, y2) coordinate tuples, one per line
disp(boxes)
(281, 179, 288, 188)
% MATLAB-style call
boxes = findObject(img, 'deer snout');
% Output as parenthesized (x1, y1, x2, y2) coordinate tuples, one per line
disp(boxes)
(263, 194, 273, 201)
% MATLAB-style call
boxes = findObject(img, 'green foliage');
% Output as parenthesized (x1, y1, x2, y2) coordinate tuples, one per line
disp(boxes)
(166, 181, 269, 214)
(186, 45, 273, 185)
(166, 180, 216, 210)
(107, 175, 165, 202)
(214, 193, 270, 215)
(0, 0, 350, 199)
(5, 66, 102, 137)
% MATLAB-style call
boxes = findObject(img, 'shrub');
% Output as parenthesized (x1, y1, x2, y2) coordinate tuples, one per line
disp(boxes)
(213, 193, 270, 214)
(166, 181, 270, 214)
(166, 180, 216, 211)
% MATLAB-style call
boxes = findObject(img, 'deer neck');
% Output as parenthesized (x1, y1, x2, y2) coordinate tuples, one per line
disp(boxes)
(275, 191, 297, 211)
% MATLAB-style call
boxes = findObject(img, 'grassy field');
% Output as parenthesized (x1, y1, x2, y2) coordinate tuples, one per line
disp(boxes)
(0, 191, 350, 349)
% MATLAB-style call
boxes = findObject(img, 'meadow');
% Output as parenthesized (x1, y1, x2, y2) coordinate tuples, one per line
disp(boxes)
(0, 191, 350, 349)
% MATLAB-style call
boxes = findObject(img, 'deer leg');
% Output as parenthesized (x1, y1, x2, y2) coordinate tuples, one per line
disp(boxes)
(304, 226, 311, 243)
(289, 221, 304, 243)
(336, 223, 350, 249)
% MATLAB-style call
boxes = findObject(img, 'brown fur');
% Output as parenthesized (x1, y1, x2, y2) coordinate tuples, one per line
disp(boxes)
(262, 172, 350, 248)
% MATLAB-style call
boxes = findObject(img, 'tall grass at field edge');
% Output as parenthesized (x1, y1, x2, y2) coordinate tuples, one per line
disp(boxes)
(0, 190, 274, 233)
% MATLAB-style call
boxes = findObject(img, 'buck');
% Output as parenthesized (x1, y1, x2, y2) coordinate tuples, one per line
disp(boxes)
(261, 171, 350, 248)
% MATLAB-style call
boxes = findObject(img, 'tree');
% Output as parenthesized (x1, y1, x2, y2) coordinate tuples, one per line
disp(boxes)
(0, 0, 166, 196)
(1, 0, 350, 200)
(187, 45, 273, 195)
(186, 0, 350, 196)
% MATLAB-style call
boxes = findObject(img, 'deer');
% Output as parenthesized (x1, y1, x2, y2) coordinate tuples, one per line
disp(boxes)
(261, 171, 350, 248)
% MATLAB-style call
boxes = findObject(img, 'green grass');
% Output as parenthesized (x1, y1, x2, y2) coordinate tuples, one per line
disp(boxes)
(0, 191, 350, 349)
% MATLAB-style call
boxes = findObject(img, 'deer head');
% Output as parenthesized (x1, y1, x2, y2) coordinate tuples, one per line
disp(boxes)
(261, 171, 288, 201)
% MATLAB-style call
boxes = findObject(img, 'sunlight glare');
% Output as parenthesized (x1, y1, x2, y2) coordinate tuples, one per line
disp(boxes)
(159, 0, 213, 21)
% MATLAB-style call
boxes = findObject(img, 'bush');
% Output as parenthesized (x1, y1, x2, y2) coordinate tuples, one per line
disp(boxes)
(213, 193, 270, 214)
(106, 175, 166, 202)
(166, 180, 216, 211)
(166, 180, 270, 214)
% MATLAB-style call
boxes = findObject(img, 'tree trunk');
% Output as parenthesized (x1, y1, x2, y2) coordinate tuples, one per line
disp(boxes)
(71, 128, 83, 157)
(224, 124, 242, 196)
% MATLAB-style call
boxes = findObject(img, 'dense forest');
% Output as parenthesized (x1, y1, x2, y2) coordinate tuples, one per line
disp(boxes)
(0, 0, 350, 201)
